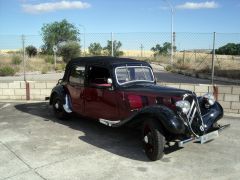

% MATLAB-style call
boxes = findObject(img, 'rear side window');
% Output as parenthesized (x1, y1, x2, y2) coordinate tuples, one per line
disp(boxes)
(69, 66, 85, 85)
(88, 66, 110, 85)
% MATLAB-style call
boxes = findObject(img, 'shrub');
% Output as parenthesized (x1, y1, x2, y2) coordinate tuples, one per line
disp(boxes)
(44, 55, 54, 64)
(12, 55, 22, 65)
(0, 66, 16, 76)
(55, 63, 66, 72)
(41, 66, 49, 74)
(59, 41, 81, 63)
(165, 65, 173, 72)
(26, 45, 37, 57)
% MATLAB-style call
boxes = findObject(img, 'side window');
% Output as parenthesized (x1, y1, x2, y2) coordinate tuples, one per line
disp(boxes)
(88, 66, 110, 85)
(69, 66, 85, 85)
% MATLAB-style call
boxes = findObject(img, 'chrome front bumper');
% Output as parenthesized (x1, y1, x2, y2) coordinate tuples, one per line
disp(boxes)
(178, 124, 230, 147)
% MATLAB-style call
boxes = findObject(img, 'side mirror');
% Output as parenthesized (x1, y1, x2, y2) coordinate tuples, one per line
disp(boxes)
(107, 78, 113, 85)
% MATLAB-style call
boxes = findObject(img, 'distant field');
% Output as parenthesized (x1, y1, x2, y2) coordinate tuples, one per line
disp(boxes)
(0, 49, 239, 79)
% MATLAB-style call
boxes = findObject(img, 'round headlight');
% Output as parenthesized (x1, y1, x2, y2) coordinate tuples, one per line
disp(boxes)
(175, 100, 190, 114)
(203, 93, 215, 105)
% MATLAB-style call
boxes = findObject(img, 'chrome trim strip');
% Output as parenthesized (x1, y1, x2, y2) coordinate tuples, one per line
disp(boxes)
(187, 99, 195, 119)
(115, 66, 155, 85)
(190, 107, 197, 124)
(99, 119, 121, 127)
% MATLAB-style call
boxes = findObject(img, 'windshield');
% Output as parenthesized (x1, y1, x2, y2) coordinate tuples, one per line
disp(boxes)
(115, 66, 154, 85)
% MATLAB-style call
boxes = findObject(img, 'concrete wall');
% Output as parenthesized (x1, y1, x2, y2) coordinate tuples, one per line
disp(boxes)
(0, 81, 240, 114)
(160, 83, 240, 114)
(0, 81, 55, 101)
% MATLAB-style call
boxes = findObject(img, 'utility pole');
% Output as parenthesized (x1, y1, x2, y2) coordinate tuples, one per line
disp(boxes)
(211, 32, 216, 86)
(111, 32, 114, 57)
(164, 0, 174, 65)
(79, 24, 86, 56)
(140, 44, 144, 57)
(22, 35, 26, 82)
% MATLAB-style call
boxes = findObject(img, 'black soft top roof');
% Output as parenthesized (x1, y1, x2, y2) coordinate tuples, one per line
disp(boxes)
(62, 56, 151, 81)
(68, 56, 149, 66)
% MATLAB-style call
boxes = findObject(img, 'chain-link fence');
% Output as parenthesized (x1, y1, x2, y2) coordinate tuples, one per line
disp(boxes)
(0, 32, 240, 82)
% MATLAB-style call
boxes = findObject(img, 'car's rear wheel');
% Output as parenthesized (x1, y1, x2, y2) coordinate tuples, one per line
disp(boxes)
(52, 95, 70, 120)
(142, 118, 165, 161)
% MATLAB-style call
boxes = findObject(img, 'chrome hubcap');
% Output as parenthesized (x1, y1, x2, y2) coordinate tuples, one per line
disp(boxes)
(55, 103, 59, 109)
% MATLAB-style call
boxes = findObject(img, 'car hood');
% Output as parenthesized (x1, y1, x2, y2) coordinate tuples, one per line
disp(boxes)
(120, 83, 193, 97)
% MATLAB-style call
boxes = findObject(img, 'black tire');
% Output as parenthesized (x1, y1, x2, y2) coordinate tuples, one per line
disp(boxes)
(52, 95, 70, 120)
(142, 118, 165, 161)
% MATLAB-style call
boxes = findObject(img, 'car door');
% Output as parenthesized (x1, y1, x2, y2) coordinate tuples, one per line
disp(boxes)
(83, 65, 119, 120)
(67, 65, 85, 115)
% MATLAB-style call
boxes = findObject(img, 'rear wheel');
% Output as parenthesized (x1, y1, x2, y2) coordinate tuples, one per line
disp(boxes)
(142, 118, 165, 161)
(52, 95, 70, 120)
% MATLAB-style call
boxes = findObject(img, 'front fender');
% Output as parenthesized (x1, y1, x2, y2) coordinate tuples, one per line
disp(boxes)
(116, 105, 185, 135)
(202, 102, 224, 131)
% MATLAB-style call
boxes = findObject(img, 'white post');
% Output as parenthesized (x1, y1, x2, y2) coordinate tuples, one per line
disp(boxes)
(54, 52, 56, 70)
(52, 45, 58, 70)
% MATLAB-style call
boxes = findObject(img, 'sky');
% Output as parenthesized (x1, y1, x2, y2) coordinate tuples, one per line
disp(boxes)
(0, 0, 240, 49)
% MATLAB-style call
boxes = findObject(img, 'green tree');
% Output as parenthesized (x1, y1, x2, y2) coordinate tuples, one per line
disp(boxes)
(26, 45, 37, 57)
(151, 42, 176, 57)
(58, 41, 81, 63)
(88, 43, 102, 55)
(41, 19, 80, 54)
(104, 40, 124, 57)
(215, 43, 240, 55)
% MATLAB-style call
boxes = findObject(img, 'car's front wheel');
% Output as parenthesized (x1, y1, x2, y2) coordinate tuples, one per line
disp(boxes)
(52, 95, 71, 120)
(142, 118, 165, 161)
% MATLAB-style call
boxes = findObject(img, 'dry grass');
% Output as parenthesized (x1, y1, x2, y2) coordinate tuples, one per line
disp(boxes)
(0, 50, 239, 79)
(0, 52, 65, 75)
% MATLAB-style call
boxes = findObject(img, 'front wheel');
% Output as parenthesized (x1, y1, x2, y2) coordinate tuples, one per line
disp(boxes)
(52, 95, 71, 120)
(142, 118, 165, 161)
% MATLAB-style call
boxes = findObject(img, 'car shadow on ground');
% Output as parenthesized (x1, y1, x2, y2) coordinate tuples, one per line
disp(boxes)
(15, 102, 182, 162)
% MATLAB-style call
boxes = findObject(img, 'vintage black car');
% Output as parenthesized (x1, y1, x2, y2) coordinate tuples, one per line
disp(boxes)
(49, 56, 229, 161)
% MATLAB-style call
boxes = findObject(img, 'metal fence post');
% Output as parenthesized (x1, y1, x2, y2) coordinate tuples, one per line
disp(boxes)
(211, 32, 216, 85)
(111, 32, 114, 57)
(22, 35, 30, 100)
(140, 44, 143, 57)
(21, 34, 26, 82)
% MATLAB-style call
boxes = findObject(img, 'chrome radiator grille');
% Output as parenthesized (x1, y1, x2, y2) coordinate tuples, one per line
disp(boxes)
(183, 94, 205, 136)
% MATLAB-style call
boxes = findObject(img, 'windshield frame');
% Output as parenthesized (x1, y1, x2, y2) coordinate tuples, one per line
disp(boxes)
(115, 65, 155, 86)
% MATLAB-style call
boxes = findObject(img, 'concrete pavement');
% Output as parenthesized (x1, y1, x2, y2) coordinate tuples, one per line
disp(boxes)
(0, 102, 239, 180)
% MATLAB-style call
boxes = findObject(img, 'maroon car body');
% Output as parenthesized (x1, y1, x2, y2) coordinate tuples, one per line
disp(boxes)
(49, 56, 227, 161)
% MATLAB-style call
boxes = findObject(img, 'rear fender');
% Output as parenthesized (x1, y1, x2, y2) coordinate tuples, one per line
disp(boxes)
(49, 85, 67, 105)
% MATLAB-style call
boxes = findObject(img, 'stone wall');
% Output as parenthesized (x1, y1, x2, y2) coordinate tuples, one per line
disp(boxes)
(0, 81, 240, 114)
